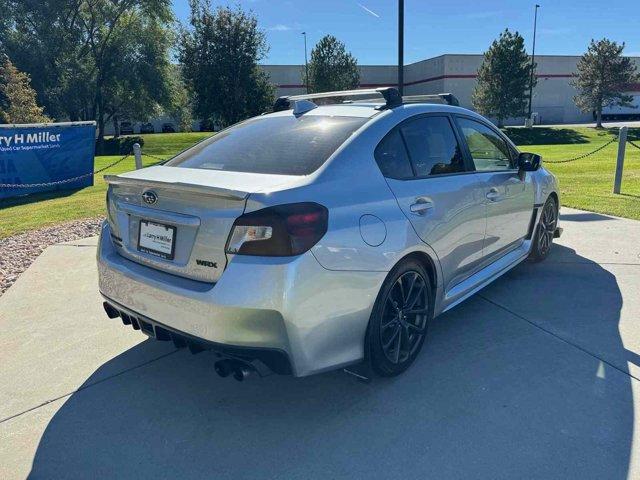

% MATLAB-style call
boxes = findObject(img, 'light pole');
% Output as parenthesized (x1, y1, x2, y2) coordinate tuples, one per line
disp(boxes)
(302, 32, 309, 93)
(527, 4, 540, 124)
(398, 0, 404, 96)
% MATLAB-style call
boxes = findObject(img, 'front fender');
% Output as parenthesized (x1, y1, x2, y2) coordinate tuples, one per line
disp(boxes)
(531, 166, 560, 206)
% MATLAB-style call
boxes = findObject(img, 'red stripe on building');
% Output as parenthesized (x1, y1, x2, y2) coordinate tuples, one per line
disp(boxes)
(276, 73, 577, 89)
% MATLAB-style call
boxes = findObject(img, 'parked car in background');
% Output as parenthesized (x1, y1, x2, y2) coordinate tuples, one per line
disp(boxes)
(140, 122, 155, 134)
(99, 87, 561, 382)
(119, 121, 134, 135)
(161, 123, 176, 133)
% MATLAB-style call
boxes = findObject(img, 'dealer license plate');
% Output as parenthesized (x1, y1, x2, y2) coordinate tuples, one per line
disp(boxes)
(138, 220, 176, 260)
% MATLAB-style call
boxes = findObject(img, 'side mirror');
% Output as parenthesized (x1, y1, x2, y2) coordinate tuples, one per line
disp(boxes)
(517, 152, 542, 172)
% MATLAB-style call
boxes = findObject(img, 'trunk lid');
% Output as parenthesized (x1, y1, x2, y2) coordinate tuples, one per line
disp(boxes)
(105, 165, 303, 283)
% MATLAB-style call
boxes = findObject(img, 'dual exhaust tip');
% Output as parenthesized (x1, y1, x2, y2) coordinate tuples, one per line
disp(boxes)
(104, 302, 255, 382)
(214, 359, 254, 382)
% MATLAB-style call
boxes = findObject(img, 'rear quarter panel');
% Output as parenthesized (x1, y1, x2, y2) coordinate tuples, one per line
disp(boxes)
(243, 107, 443, 284)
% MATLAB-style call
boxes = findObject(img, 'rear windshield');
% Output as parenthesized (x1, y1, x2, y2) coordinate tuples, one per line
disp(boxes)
(166, 115, 368, 175)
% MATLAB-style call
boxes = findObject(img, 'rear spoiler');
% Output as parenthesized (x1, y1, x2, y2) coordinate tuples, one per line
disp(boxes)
(104, 175, 249, 201)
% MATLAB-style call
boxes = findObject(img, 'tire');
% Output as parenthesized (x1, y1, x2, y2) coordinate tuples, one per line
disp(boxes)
(529, 196, 558, 262)
(367, 259, 433, 377)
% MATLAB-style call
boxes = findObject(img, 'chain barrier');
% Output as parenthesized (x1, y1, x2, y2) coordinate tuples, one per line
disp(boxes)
(628, 139, 640, 152)
(0, 153, 131, 189)
(0, 135, 627, 189)
(0, 148, 170, 190)
(141, 152, 168, 166)
(543, 137, 618, 164)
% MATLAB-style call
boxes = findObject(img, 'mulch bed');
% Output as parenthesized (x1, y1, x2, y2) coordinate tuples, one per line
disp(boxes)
(0, 218, 104, 297)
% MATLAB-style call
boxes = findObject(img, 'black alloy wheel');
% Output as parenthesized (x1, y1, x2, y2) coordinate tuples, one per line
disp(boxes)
(530, 196, 558, 262)
(368, 260, 433, 376)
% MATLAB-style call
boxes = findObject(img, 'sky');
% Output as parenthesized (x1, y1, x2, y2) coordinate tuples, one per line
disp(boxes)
(172, 0, 640, 65)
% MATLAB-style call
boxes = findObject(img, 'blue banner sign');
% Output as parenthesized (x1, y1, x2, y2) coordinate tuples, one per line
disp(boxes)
(0, 121, 96, 200)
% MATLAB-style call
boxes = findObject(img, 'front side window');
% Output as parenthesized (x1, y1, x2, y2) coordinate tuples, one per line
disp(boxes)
(457, 118, 514, 171)
(400, 116, 465, 176)
(166, 115, 368, 176)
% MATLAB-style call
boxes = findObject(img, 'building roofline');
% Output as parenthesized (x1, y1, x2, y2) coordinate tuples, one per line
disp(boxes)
(260, 53, 639, 69)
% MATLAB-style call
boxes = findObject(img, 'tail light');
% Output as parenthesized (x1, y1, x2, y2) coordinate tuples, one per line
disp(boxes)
(106, 187, 116, 225)
(225, 203, 328, 256)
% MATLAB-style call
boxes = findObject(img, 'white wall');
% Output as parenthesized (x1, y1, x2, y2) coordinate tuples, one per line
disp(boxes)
(261, 54, 640, 125)
(111, 54, 640, 130)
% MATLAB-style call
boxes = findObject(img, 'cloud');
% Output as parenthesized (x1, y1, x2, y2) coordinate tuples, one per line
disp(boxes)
(268, 22, 303, 32)
(268, 24, 294, 31)
(357, 2, 380, 18)
(537, 27, 574, 37)
(464, 11, 503, 19)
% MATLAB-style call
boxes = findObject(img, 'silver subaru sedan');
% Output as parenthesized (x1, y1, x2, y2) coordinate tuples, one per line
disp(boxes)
(98, 88, 561, 380)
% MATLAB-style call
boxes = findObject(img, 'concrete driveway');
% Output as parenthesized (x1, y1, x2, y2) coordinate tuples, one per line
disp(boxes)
(1, 207, 639, 479)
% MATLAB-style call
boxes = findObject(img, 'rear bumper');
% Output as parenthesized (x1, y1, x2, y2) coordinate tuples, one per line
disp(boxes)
(97, 221, 386, 377)
(102, 298, 292, 374)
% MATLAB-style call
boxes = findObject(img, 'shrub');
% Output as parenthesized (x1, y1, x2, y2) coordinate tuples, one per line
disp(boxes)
(96, 136, 144, 155)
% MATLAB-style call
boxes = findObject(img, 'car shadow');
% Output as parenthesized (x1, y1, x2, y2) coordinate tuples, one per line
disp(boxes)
(28, 245, 632, 479)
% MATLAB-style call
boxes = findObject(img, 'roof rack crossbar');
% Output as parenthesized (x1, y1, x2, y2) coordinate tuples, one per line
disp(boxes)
(272, 88, 459, 111)
(273, 87, 402, 112)
(402, 93, 460, 106)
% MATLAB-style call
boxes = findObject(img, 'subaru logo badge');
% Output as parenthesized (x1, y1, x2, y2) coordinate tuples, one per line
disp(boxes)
(142, 190, 158, 205)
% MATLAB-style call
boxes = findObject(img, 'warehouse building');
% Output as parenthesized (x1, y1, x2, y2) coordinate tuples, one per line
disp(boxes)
(109, 53, 640, 134)
(263, 54, 640, 125)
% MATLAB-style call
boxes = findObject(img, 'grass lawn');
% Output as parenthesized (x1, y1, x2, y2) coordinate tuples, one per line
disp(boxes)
(505, 126, 640, 220)
(1, 126, 639, 239)
(0, 132, 212, 239)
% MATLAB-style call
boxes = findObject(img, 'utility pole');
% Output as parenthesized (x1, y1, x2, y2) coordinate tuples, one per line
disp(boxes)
(527, 4, 540, 126)
(398, 0, 404, 96)
(302, 32, 309, 93)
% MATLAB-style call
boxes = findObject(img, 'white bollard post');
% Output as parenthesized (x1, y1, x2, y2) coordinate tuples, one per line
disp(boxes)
(133, 143, 142, 170)
(613, 127, 627, 194)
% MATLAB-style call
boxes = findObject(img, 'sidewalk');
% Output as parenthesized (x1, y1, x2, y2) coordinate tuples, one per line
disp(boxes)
(1, 208, 639, 479)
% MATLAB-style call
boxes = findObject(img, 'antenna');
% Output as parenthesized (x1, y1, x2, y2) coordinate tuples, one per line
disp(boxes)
(292, 99, 318, 116)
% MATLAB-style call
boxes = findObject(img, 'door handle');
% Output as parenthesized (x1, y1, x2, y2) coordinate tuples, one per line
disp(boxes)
(410, 198, 434, 215)
(486, 188, 502, 202)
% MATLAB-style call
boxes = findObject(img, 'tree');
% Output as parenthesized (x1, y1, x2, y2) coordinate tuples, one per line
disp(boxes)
(572, 39, 638, 128)
(0, 55, 50, 123)
(472, 29, 535, 127)
(96, 10, 175, 143)
(179, 2, 274, 127)
(167, 68, 194, 132)
(1, 0, 175, 143)
(307, 35, 359, 93)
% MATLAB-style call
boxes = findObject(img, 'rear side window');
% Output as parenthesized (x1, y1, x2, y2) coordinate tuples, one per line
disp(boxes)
(374, 129, 414, 179)
(400, 116, 465, 176)
(166, 115, 367, 175)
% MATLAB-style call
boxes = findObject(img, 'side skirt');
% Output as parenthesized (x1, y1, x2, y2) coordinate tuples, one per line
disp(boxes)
(440, 241, 532, 314)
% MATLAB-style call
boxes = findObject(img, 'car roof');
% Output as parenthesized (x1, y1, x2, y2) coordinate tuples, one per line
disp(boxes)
(266, 103, 381, 118)
(264, 102, 480, 120)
